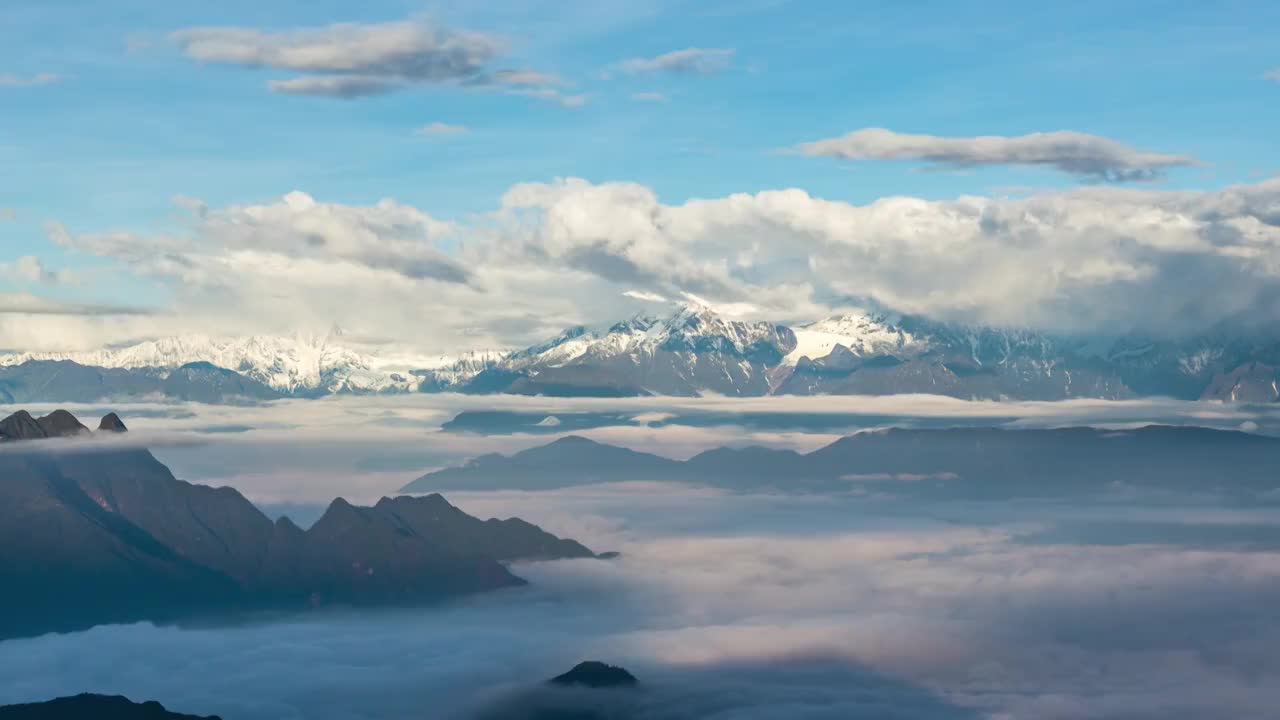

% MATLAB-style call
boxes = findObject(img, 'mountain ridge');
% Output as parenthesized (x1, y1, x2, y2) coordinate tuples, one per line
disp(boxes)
(402, 425, 1280, 497)
(0, 410, 595, 641)
(3, 303, 1278, 402)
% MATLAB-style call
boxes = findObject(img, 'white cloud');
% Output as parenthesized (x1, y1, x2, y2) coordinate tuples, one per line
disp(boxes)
(0, 72, 61, 88)
(415, 121, 468, 136)
(623, 289, 669, 302)
(17, 177, 1280, 352)
(620, 48, 734, 75)
(1, 256, 52, 284)
(1266, 68, 1280, 83)
(794, 128, 1197, 182)
(507, 87, 588, 107)
(630, 91, 668, 103)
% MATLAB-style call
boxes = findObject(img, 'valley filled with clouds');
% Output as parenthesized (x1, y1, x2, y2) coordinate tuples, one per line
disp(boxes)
(2, 467, 1278, 719)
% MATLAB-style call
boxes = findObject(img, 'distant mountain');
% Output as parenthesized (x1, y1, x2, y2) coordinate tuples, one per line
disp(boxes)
(0, 694, 220, 720)
(0, 411, 594, 640)
(0, 333, 505, 399)
(464, 304, 796, 397)
(4, 303, 1279, 402)
(403, 427, 1280, 499)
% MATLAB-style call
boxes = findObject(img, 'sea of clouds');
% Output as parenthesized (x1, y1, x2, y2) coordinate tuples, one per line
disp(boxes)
(2, 396, 1279, 718)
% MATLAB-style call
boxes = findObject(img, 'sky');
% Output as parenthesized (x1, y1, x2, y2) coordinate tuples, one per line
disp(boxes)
(2, 0, 1279, 353)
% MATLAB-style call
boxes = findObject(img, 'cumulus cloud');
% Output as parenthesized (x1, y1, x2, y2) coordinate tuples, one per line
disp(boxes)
(794, 128, 1197, 182)
(0, 72, 61, 88)
(17, 176, 1280, 352)
(416, 121, 469, 136)
(620, 48, 734, 75)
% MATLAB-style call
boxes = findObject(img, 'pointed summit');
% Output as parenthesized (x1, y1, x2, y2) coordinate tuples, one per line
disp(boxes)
(0, 410, 47, 440)
(36, 410, 89, 438)
(98, 412, 128, 433)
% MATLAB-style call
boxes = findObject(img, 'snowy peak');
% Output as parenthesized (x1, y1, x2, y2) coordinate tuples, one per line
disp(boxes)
(508, 303, 795, 369)
(784, 310, 924, 366)
(0, 334, 507, 395)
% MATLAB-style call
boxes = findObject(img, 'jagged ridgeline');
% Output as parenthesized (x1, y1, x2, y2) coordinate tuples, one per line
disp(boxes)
(0, 410, 596, 641)
(1, 303, 1277, 402)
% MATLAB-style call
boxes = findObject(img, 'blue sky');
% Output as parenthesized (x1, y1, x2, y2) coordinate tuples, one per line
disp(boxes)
(1, 0, 1278, 350)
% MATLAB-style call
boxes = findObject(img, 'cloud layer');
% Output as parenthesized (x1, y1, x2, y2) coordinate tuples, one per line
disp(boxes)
(14, 175, 1280, 351)
(1, 476, 1278, 720)
(795, 128, 1197, 182)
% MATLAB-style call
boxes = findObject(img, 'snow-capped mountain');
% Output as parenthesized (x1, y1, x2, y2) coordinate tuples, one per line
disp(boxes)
(471, 303, 797, 396)
(783, 311, 924, 366)
(0, 334, 506, 396)
(1, 302, 1276, 403)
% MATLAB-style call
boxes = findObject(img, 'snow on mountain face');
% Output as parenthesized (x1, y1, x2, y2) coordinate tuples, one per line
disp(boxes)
(784, 312, 925, 366)
(508, 304, 796, 370)
(0, 335, 506, 395)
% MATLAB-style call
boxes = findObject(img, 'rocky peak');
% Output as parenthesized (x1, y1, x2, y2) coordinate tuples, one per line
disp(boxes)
(98, 412, 129, 433)
(0, 410, 46, 440)
(36, 409, 90, 438)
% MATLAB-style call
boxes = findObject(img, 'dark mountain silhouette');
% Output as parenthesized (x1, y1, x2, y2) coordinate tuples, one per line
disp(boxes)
(98, 412, 128, 432)
(404, 426, 1280, 499)
(0, 411, 595, 641)
(550, 662, 639, 688)
(405, 436, 682, 492)
(0, 694, 220, 720)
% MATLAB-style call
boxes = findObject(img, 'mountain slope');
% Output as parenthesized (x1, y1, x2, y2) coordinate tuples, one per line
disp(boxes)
(0, 411, 595, 640)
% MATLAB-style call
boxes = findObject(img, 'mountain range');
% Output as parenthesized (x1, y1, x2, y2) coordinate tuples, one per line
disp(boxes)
(402, 426, 1280, 499)
(3, 303, 1278, 402)
(0, 410, 594, 641)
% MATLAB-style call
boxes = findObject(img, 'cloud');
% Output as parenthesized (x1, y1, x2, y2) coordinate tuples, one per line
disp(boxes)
(620, 48, 734, 75)
(507, 87, 588, 107)
(416, 122, 469, 136)
(1, 464, 1279, 720)
(0, 256, 68, 285)
(267, 75, 395, 98)
(794, 128, 1198, 182)
(493, 69, 563, 87)
(172, 19, 560, 100)
(495, 176, 1280, 335)
(630, 92, 668, 103)
(18, 176, 1280, 352)
(0, 208, 16, 221)
(0, 292, 151, 317)
(0, 72, 61, 88)
(1266, 68, 1280, 83)
(623, 289, 668, 302)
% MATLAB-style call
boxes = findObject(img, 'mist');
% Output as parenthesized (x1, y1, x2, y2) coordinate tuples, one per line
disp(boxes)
(2, 478, 1279, 719)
